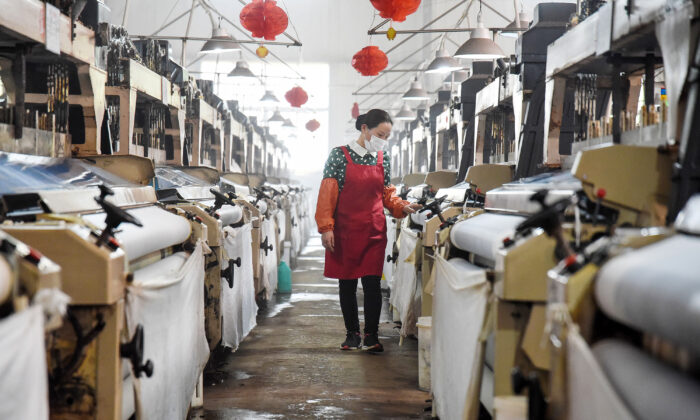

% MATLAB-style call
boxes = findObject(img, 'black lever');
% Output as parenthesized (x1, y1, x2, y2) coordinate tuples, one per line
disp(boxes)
(386, 253, 398, 263)
(419, 195, 447, 223)
(291, 216, 297, 227)
(221, 257, 242, 288)
(120, 324, 154, 378)
(94, 184, 143, 248)
(208, 188, 236, 216)
(511, 367, 546, 420)
(252, 187, 270, 204)
(515, 190, 576, 260)
(261, 236, 273, 255)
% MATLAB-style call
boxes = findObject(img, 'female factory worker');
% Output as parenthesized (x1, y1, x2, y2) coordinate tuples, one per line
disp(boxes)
(315, 109, 421, 352)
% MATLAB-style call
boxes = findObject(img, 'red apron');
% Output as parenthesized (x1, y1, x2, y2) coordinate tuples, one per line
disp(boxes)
(324, 146, 387, 279)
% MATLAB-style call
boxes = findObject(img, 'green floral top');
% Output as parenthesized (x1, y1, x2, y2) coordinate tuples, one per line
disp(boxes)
(322, 143, 391, 191)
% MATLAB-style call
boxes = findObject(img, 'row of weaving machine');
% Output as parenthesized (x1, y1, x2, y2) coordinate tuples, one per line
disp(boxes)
(380, 0, 700, 418)
(0, 152, 311, 419)
(385, 142, 690, 420)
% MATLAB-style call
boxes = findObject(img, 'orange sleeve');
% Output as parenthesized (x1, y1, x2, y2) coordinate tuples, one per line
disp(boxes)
(383, 185, 410, 218)
(315, 178, 339, 233)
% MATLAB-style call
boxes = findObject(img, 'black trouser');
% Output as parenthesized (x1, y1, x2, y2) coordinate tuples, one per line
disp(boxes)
(338, 276, 382, 334)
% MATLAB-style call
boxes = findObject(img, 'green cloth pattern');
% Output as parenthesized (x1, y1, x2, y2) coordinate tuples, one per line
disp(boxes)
(322, 146, 391, 191)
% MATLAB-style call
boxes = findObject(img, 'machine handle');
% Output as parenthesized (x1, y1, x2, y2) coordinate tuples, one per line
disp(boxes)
(94, 184, 143, 248)
(261, 236, 273, 255)
(120, 324, 154, 378)
(221, 257, 242, 288)
(386, 253, 398, 263)
(208, 188, 236, 215)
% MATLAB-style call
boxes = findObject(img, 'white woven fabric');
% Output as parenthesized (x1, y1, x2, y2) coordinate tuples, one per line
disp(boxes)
(221, 225, 258, 350)
(383, 216, 398, 290)
(82, 206, 191, 261)
(125, 242, 209, 420)
(260, 218, 279, 299)
(567, 331, 635, 420)
(0, 306, 48, 420)
(431, 256, 489, 420)
(390, 227, 421, 338)
(449, 213, 524, 263)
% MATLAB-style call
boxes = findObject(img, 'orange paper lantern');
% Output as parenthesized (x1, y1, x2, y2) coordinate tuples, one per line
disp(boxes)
(306, 119, 320, 132)
(370, 0, 421, 22)
(351, 103, 360, 119)
(352, 46, 388, 76)
(285, 86, 308, 108)
(240, 0, 289, 41)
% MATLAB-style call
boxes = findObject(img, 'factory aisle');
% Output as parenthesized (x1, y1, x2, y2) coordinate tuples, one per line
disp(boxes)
(191, 235, 430, 419)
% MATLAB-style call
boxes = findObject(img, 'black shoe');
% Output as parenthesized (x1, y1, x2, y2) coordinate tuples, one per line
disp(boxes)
(340, 331, 362, 350)
(362, 333, 384, 353)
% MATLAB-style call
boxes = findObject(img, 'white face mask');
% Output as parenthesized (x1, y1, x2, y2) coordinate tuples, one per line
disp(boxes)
(364, 134, 387, 153)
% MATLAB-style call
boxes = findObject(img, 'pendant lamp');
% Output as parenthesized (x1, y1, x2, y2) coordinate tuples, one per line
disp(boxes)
(403, 77, 430, 101)
(454, 10, 505, 60)
(260, 90, 279, 102)
(446, 70, 470, 84)
(268, 109, 285, 125)
(228, 60, 256, 78)
(425, 48, 462, 74)
(200, 26, 241, 54)
(395, 103, 416, 121)
(501, 11, 531, 38)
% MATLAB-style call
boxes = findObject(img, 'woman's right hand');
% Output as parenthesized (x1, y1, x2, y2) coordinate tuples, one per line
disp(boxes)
(322, 231, 335, 253)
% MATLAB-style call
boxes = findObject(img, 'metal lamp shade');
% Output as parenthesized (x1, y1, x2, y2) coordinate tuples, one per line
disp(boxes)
(283, 118, 296, 128)
(268, 110, 286, 125)
(260, 90, 279, 102)
(454, 26, 505, 60)
(228, 61, 256, 78)
(425, 48, 463, 74)
(446, 70, 470, 84)
(200, 27, 241, 54)
(500, 12, 530, 38)
(395, 104, 416, 121)
(403, 80, 430, 101)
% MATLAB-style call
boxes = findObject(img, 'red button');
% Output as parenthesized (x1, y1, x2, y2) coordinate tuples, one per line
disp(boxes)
(476, 188, 482, 194)
(564, 254, 578, 267)
(596, 188, 606, 199)
(109, 237, 121, 248)
(26, 248, 42, 264)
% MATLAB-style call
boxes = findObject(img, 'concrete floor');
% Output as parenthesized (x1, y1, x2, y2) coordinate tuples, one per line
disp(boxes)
(191, 235, 430, 419)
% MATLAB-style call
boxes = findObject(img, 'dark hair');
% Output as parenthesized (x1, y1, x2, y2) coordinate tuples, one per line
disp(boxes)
(355, 109, 393, 131)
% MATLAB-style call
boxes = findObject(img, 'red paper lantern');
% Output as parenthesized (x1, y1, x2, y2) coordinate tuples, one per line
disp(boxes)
(351, 103, 360, 119)
(306, 119, 320, 132)
(352, 46, 388, 76)
(370, 0, 421, 22)
(285, 86, 308, 108)
(240, 0, 289, 41)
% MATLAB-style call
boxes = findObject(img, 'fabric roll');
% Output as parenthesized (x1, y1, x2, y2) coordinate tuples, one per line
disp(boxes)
(83, 206, 191, 261)
(596, 235, 700, 354)
(431, 256, 489, 420)
(567, 332, 635, 420)
(200, 200, 244, 227)
(0, 257, 12, 305)
(0, 306, 49, 420)
(593, 339, 700, 420)
(125, 243, 209, 420)
(449, 213, 525, 263)
(221, 225, 258, 350)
